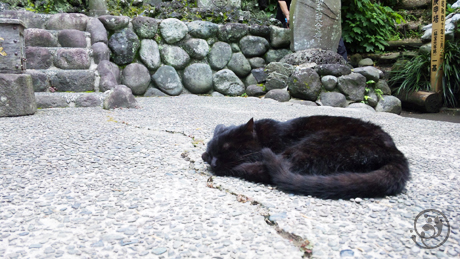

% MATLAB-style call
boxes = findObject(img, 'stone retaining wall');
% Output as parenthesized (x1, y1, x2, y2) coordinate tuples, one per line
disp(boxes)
(1, 10, 292, 96)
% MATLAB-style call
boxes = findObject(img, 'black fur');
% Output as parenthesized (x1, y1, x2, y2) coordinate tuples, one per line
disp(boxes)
(202, 116, 410, 199)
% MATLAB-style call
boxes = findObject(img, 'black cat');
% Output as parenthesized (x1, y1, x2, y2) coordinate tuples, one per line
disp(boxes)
(202, 116, 410, 199)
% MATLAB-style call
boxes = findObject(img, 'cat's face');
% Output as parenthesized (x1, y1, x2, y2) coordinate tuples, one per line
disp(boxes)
(202, 119, 260, 174)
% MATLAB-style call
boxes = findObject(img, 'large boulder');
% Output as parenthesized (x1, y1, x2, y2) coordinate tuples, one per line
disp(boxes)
(187, 21, 219, 39)
(227, 52, 251, 77)
(159, 18, 188, 44)
(239, 36, 269, 57)
(337, 73, 367, 102)
(108, 28, 140, 65)
(121, 63, 150, 95)
(98, 60, 120, 92)
(280, 48, 347, 65)
(152, 65, 183, 96)
(375, 95, 402, 114)
(132, 16, 159, 39)
(208, 42, 232, 70)
(213, 69, 245, 96)
(160, 45, 190, 70)
(0, 74, 36, 117)
(183, 63, 213, 94)
(103, 85, 138, 109)
(288, 67, 322, 101)
(139, 39, 161, 70)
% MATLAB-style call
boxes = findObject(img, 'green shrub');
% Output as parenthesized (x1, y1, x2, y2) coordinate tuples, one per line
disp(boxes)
(5, 0, 88, 13)
(342, 0, 404, 53)
(390, 39, 460, 108)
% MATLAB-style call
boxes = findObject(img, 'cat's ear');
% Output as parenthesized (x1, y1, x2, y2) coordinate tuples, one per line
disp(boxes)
(245, 118, 254, 133)
(214, 124, 226, 136)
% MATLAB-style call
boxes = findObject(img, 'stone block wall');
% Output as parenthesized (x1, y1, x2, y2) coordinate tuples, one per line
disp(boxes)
(1, 11, 293, 96)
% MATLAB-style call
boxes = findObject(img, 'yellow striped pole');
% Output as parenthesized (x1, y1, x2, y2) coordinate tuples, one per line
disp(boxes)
(430, 0, 447, 93)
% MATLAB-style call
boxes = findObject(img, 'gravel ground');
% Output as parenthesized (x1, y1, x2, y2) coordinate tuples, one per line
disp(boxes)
(1, 95, 459, 259)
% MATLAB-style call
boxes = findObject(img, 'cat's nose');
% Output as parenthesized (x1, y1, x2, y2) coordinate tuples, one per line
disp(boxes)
(202, 152, 209, 163)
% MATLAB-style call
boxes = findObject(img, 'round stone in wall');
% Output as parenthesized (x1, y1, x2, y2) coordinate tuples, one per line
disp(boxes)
(320, 92, 347, 107)
(92, 42, 111, 64)
(132, 16, 159, 39)
(139, 39, 161, 70)
(159, 18, 188, 44)
(288, 67, 321, 101)
(183, 39, 210, 60)
(152, 65, 183, 96)
(160, 45, 190, 70)
(98, 15, 129, 31)
(183, 63, 213, 94)
(121, 63, 150, 95)
(187, 21, 219, 39)
(227, 52, 251, 77)
(213, 69, 245, 96)
(208, 42, 232, 70)
(265, 89, 290, 102)
(108, 28, 140, 65)
(239, 35, 269, 57)
(321, 75, 338, 91)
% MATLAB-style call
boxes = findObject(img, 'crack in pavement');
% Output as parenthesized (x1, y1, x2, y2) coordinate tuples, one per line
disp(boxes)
(106, 117, 313, 257)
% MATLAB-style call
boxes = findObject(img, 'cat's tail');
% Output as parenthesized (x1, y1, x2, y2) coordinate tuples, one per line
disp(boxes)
(261, 148, 410, 199)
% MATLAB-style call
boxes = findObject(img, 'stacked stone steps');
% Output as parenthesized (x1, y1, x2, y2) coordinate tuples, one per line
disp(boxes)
(24, 28, 99, 93)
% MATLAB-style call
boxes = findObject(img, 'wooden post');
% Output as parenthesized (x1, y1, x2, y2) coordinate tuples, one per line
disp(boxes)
(430, 0, 446, 93)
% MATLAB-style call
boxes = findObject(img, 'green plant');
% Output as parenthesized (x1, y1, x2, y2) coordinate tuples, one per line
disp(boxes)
(23, 0, 87, 13)
(390, 39, 460, 107)
(342, 0, 405, 53)
(362, 80, 383, 104)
